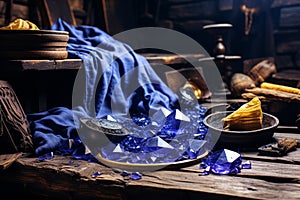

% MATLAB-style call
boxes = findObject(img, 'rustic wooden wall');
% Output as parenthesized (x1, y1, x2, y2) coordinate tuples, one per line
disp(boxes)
(0, 0, 299, 70)
(152, 0, 300, 70)
(271, 0, 300, 70)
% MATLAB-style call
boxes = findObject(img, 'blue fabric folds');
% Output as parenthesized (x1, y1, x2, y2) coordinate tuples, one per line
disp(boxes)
(27, 19, 179, 156)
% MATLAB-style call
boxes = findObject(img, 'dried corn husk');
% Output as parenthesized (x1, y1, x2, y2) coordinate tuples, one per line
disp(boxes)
(222, 97, 262, 131)
(0, 18, 39, 30)
(244, 87, 300, 102)
(261, 82, 300, 95)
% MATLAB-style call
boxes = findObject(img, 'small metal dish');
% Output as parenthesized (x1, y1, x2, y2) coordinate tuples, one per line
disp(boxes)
(203, 111, 279, 149)
(79, 118, 130, 146)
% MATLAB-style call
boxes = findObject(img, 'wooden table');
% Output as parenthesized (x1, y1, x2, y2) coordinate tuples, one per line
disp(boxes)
(0, 126, 299, 200)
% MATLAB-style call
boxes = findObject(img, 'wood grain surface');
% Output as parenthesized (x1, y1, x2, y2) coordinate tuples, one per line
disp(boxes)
(0, 129, 299, 200)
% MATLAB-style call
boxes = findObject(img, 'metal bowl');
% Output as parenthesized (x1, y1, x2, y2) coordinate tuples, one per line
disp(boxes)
(79, 118, 130, 146)
(203, 111, 279, 149)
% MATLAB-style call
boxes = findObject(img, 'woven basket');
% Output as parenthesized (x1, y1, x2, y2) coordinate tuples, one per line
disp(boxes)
(0, 80, 33, 154)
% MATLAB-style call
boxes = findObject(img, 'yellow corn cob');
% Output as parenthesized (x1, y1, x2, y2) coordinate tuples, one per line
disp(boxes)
(222, 97, 263, 131)
(261, 82, 300, 95)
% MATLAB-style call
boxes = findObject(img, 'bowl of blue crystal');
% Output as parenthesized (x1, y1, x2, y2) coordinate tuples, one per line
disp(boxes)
(79, 118, 130, 145)
(203, 111, 279, 149)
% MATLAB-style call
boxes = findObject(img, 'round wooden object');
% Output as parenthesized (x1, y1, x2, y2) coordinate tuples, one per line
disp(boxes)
(0, 30, 69, 60)
(248, 59, 277, 86)
(230, 73, 256, 97)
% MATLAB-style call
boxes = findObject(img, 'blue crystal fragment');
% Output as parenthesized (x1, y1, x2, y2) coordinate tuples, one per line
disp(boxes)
(188, 151, 198, 159)
(187, 139, 206, 159)
(200, 166, 211, 176)
(38, 152, 54, 161)
(161, 109, 190, 133)
(95, 101, 209, 165)
(143, 136, 173, 152)
(120, 136, 143, 153)
(151, 107, 171, 127)
(201, 149, 242, 175)
(200, 170, 210, 176)
(92, 171, 101, 178)
(132, 114, 151, 127)
(199, 162, 207, 169)
(113, 144, 123, 153)
(68, 160, 74, 165)
(157, 129, 178, 141)
(130, 172, 142, 180)
(121, 171, 129, 177)
(241, 160, 251, 169)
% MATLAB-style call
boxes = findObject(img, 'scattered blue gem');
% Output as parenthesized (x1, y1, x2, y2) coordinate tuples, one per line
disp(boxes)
(71, 98, 210, 165)
(200, 149, 242, 175)
(130, 172, 142, 180)
(68, 160, 74, 165)
(241, 160, 252, 169)
(38, 152, 54, 161)
(132, 114, 151, 127)
(187, 139, 206, 159)
(200, 166, 211, 176)
(121, 170, 129, 177)
(92, 171, 101, 178)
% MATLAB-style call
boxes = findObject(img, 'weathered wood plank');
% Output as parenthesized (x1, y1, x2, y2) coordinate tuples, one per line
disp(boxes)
(0, 59, 83, 72)
(0, 155, 125, 200)
(279, 6, 300, 27)
(141, 53, 206, 65)
(0, 152, 23, 170)
(272, 0, 300, 8)
(242, 149, 300, 164)
(0, 144, 300, 200)
(167, 1, 217, 20)
(128, 161, 300, 200)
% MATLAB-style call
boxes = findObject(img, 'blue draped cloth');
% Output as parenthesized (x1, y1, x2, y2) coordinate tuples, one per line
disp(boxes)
(27, 19, 179, 156)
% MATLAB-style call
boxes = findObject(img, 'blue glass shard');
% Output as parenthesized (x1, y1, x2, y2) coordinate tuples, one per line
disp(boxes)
(68, 160, 74, 165)
(201, 149, 242, 175)
(120, 136, 143, 153)
(38, 152, 54, 161)
(174, 109, 190, 122)
(150, 156, 157, 162)
(121, 170, 129, 177)
(130, 172, 142, 180)
(113, 144, 123, 153)
(143, 136, 174, 153)
(161, 109, 192, 136)
(241, 160, 252, 169)
(200, 170, 210, 176)
(199, 162, 207, 169)
(106, 115, 117, 122)
(189, 139, 206, 153)
(92, 171, 101, 178)
(146, 136, 173, 149)
(93, 101, 210, 165)
(151, 107, 172, 127)
(157, 129, 178, 141)
(132, 114, 151, 127)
